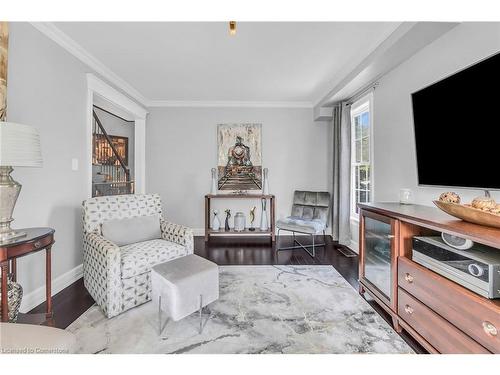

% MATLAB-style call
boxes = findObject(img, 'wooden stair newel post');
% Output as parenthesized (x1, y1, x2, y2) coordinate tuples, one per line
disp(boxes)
(0, 22, 8, 121)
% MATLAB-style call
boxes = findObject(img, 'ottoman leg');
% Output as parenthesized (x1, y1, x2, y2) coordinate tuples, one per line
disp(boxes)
(158, 296, 162, 336)
(199, 294, 203, 334)
(158, 296, 169, 337)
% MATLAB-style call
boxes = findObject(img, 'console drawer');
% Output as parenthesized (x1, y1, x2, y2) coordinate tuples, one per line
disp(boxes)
(398, 257, 500, 353)
(398, 288, 489, 353)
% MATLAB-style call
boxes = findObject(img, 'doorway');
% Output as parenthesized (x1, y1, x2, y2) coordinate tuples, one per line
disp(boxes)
(86, 74, 148, 198)
(91, 104, 135, 197)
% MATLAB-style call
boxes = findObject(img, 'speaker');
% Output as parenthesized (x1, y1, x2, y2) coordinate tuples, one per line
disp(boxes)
(441, 233, 474, 250)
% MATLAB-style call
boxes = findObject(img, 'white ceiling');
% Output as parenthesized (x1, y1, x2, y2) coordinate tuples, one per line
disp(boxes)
(54, 22, 400, 105)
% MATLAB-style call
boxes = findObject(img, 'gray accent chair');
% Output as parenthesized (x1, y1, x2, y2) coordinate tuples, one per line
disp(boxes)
(276, 191, 331, 257)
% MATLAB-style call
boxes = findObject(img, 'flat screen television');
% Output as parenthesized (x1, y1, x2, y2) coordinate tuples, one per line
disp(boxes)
(411, 51, 500, 191)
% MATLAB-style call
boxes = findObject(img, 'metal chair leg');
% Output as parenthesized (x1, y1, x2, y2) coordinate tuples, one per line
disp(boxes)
(158, 296, 162, 336)
(157, 296, 171, 337)
(276, 228, 326, 258)
(199, 294, 203, 334)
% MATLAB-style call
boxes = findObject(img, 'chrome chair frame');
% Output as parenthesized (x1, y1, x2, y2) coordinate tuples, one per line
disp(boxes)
(276, 228, 327, 258)
(275, 191, 330, 258)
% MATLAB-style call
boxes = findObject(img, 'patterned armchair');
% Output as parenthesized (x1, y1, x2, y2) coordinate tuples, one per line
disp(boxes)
(82, 194, 193, 318)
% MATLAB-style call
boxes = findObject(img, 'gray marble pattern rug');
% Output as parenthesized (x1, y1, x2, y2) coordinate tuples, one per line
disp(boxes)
(67, 265, 413, 354)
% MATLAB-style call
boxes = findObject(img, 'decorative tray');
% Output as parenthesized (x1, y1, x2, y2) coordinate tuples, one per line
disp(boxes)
(433, 200, 500, 229)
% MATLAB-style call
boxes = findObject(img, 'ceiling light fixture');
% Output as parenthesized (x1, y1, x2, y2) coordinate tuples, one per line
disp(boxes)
(229, 21, 236, 36)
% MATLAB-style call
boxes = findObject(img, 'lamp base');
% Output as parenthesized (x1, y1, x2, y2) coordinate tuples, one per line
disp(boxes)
(0, 166, 24, 244)
(0, 229, 26, 244)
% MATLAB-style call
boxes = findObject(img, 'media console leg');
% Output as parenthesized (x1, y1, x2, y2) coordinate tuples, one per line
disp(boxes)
(392, 316, 402, 333)
(358, 284, 365, 295)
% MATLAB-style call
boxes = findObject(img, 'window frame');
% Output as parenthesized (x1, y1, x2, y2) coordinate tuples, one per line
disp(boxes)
(350, 93, 374, 221)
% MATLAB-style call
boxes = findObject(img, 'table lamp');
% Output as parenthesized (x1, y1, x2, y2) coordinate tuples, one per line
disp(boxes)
(0, 121, 42, 242)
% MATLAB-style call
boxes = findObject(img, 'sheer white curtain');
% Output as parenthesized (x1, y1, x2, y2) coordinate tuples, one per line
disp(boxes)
(331, 102, 352, 245)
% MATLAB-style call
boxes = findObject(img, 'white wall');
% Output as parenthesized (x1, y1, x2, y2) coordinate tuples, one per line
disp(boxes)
(6, 23, 91, 306)
(146, 107, 331, 233)
(5, 23, 144, 310)
(373, 22, 500, 208)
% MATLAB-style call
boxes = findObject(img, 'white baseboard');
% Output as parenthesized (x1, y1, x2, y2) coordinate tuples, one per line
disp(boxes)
(193, 228, 205, 236)
(20, 263, 83, 313)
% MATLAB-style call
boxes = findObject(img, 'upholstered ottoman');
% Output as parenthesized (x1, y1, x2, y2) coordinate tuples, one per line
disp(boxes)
(151, 254, 219, 334)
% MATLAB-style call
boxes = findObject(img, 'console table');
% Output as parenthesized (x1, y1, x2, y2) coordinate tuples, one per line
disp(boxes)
(0, 227, 55, 324)
(358, 203, 499, 353)
(204, 194, 275, 242)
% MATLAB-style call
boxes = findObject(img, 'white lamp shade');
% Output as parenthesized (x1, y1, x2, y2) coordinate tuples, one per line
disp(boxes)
(0, 122, 43, 167)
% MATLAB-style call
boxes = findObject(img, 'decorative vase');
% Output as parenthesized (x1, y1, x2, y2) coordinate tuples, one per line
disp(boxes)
(262, 168, 269, 195)
(260, 198, 268, 231)
(224, 209, 231, 231)
(234, 212, 246, 232)
(249, 206, 256, 231)
(210, 168, 218, 195)
(212, 210, 221, 231)
(0, 276, 23, 322)
(399, 188, 414, 205)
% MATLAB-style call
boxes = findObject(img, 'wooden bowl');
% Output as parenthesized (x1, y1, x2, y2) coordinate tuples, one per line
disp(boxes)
(433, 200, 500, 229)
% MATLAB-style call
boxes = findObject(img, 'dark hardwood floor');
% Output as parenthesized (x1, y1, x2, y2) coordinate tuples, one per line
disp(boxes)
(29, 278, 94, 330)
(30, 235, 425, 353)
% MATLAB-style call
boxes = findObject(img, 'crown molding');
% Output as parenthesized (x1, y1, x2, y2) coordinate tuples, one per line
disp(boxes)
(147, 100, 313, 108)
(30, 22, 149, 107)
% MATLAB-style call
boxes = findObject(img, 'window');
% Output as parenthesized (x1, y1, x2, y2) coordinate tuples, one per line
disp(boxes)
(350, 96, 373, 218)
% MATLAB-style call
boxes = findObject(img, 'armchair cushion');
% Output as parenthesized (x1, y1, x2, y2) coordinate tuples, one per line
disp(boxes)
(291, 191, 330, 224)
(276, 216, 326, 234)
(101, 214, 161, 246)
(120, 239, 187, 278)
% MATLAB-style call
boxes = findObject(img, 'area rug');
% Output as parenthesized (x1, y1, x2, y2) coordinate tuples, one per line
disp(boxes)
(67, 265, 413, 354)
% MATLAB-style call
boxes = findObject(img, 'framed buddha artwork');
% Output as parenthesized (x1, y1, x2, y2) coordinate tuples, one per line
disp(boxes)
(217, 123, 262, 191)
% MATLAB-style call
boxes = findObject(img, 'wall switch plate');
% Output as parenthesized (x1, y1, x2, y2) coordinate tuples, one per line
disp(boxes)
(71, 158, 79, 171)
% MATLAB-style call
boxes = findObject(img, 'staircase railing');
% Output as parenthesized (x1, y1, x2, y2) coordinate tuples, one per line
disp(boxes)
(92, 109, 133, 196)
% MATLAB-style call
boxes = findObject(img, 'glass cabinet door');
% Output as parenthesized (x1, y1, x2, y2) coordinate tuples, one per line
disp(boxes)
(363, 216, 392, 300)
